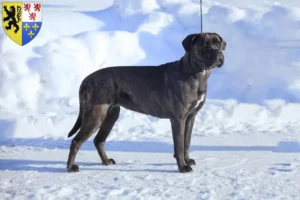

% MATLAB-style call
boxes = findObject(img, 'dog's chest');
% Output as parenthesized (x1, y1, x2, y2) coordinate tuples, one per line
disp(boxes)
(197, 70, 209, 89)
(195, 93, 205, 108)
(190, 70, 208, 110)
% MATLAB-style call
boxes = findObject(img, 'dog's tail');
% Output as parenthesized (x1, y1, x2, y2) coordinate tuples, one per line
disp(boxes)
(68, 103, 82, 138)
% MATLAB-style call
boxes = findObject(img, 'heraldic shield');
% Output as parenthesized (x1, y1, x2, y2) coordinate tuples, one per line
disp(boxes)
(2, 2, 42, 46)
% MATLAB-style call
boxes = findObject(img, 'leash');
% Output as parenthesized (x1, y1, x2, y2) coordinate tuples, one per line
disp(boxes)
(200, 0, 203, 33)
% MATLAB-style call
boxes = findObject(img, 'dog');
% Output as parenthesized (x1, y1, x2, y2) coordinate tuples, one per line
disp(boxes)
(66, 32, 226, 173)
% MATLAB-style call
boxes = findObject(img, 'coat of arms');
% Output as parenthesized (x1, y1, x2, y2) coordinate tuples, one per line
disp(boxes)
(2, 2, 42, 46)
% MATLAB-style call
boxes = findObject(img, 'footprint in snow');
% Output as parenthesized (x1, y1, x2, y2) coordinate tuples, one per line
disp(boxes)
(269, 163, 292, 175)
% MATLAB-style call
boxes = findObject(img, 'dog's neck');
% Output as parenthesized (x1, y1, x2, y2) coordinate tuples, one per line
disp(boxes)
(179, 53, 208, 75)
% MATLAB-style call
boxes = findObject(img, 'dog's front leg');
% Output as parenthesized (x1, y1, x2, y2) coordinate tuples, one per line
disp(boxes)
(171, 118, 193, 173)
(184, 92, 206, 166)
(184, 113, 197, 166)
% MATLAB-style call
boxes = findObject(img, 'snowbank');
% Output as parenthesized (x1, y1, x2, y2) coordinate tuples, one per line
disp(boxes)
(0, 0, 300, 139)
(1, 99, 300, 140)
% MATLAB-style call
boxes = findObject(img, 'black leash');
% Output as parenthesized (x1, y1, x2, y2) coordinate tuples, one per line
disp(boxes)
(200, 0, 203, 33)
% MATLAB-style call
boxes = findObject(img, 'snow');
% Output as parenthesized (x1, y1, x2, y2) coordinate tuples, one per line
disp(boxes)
(1, 135, 300, 199)
(1, 0, 300, 199)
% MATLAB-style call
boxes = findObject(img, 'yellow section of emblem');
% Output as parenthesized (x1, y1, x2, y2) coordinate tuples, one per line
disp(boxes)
(2, 2, 22, 46)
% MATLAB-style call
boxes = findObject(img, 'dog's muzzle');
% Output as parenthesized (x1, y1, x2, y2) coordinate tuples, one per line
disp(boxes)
(216, 50, 224, 68)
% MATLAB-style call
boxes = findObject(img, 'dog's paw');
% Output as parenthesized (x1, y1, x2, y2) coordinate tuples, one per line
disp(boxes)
(179, 165, 193, 173)
(67, 164, 80, 172)
(102, 158, 116, 166)
(186, 159, 196, 166)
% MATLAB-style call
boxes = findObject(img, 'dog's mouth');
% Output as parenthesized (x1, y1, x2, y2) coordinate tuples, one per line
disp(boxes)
(202, 50, 224, 69)
(215, 51, 224, 68)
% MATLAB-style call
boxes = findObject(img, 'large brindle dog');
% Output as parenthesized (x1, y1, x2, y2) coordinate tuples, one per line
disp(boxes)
(67, 32, 226, 173)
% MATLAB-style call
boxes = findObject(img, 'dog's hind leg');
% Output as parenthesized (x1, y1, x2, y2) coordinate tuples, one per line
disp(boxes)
(94, 106, 120, 166)
(67, 104, 109, 172)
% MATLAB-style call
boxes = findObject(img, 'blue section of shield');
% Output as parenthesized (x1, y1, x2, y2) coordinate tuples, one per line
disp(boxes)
(22, 22, 42, 46)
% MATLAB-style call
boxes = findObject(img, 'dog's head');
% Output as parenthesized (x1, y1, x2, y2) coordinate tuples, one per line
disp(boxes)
(182, 32, 226, 70)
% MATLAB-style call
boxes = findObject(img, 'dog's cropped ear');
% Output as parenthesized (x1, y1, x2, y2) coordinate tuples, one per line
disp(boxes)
(211, 32, 226, 51)
(182, 33, 198, 52)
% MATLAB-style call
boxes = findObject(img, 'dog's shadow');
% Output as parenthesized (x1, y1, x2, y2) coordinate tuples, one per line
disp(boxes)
(1, 139, 300, 173)
(0, 159, 178, 173)
(2, 138, 299, 153)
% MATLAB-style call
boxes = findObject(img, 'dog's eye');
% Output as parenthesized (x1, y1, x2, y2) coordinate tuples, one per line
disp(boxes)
(212, 38, 219, 45)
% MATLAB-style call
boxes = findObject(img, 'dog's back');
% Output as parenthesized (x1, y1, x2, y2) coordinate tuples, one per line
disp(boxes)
(79, 63, 178, 117)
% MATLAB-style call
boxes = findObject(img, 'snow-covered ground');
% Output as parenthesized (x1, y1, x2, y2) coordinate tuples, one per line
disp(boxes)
(1, 135, 300, 199)
(1, 0, 300, 199)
